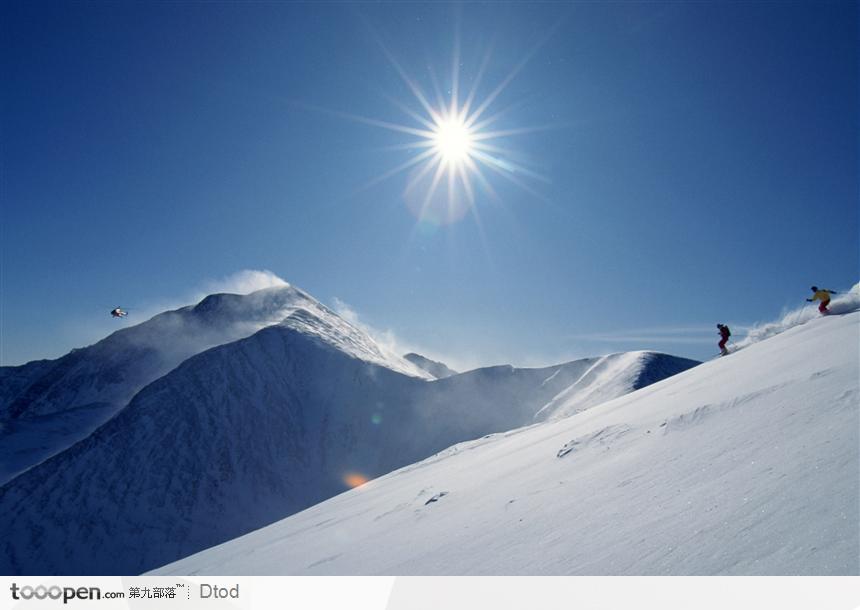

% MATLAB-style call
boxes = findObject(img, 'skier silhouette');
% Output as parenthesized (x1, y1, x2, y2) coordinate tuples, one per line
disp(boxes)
(717, 323, 731, 356)
(110, 307, 128, 318)
(807, 286, 837, 314)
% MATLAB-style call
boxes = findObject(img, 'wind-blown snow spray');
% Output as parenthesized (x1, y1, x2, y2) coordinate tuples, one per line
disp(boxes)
(734, 282, 859, 350)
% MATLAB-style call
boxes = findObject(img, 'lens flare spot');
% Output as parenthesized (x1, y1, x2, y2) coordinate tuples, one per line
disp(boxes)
(371, 413, 383, 425)
(343, 473, 370, 489)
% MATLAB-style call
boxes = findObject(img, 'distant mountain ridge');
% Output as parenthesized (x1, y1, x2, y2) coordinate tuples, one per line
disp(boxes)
(404, 353, 458, 379)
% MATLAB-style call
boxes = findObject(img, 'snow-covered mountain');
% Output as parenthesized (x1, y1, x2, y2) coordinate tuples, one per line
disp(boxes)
(410, 351, 697, 434)
(404, 353, 458, 379)
(2, 286, 311, 420)
(0, 285, 696, 575)
(154, 309, 860, 576)
(0, 285, 428, 485)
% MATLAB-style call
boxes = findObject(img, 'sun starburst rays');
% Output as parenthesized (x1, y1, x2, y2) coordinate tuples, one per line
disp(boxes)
(380, 91, 535, 226)
(339, 34, 553, 228)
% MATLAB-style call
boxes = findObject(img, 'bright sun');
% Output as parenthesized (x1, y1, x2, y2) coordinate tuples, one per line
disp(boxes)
(342, 35, 548, 226)
(432, 116, 473, 164)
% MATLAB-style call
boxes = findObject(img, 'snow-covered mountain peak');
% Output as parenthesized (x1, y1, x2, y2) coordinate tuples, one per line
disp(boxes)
(1, 282, 424, 422)
(181, 285, 430, 378)
(1, 284, 316, 421)
(186, 284, 314, 324)
(276, 306, 432, 379)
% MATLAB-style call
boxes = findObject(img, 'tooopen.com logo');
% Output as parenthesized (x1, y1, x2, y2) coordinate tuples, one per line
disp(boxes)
(10, 583, 119, 604)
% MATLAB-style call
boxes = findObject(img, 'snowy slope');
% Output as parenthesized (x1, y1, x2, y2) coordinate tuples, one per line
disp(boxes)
(0, 285, 429, 485)
(155, 310, 860, 576)
(0, 300, 694, 575)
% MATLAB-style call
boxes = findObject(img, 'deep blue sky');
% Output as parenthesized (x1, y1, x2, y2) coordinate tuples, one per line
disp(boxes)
(2, 1, 857, 367)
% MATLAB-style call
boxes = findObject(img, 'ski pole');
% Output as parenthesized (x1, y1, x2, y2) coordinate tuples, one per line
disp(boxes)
(795, 303, 811, 325)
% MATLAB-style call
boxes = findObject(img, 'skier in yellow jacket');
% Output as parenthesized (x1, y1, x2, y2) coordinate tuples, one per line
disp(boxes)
(807, 286, 837, 314)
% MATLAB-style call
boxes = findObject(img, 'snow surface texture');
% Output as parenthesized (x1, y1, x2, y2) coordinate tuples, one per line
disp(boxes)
(155, 309, 860, 576)
(0, 287, 694, 575)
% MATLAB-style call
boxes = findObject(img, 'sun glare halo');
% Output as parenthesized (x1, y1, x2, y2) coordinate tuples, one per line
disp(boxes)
(432, 116, 473, 164)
